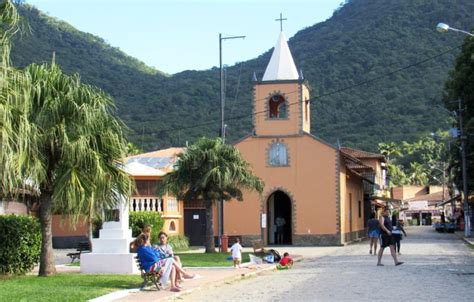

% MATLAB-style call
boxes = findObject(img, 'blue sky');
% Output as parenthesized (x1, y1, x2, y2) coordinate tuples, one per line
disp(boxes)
(26, 0, 341, 74)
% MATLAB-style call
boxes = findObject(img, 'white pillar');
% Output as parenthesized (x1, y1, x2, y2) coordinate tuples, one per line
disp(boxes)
(81, 195, 138, 274)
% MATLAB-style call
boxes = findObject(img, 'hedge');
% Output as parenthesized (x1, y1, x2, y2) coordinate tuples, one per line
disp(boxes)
(0, 214, 41, 275)
(168, 235, 189, 251)
(129, 212, 164, 244)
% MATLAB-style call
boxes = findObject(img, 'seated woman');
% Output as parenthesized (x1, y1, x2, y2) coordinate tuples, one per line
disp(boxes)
(142, 225, 195, 281)
(135, 233, 181, 292)
(157, 231, 184, 281)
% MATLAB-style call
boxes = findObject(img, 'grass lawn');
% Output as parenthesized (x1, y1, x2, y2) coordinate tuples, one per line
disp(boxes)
(177, 252, 251, 267)
(68, 252, 252, 268)
(0, 274, 142, 302)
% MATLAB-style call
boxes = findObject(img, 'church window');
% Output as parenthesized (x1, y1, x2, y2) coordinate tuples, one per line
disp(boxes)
(268, 142, 288, 166)
(269, 94, 287, 119)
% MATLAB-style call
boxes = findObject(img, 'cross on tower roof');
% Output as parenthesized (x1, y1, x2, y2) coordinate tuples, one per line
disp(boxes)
(275, 13, 287, 32)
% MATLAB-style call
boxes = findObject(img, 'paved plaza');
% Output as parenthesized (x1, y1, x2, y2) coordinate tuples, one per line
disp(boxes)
(179, 226, 474, 301)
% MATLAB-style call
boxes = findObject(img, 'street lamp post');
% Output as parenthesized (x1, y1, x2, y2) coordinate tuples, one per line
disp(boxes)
(436, 22, 472, 237)
(218, 33, 245, 251)
(458, 99, 471, 237)
(436, 23, 474, 37)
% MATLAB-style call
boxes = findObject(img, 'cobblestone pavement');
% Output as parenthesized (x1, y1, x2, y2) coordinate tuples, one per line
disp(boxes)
(178, 227, 474, 301)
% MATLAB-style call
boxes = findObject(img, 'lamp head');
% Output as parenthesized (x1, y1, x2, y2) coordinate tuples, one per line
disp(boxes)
(436, 22, 450, 33)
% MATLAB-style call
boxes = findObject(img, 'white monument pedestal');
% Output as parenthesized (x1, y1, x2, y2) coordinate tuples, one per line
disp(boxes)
(81, 200, 138, 274)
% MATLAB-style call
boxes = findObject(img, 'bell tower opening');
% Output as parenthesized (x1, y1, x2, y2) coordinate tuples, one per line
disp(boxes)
(269, 94, 287, 119)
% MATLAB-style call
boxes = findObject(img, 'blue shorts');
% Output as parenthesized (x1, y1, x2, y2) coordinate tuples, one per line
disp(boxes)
(368, 230, 380, 238)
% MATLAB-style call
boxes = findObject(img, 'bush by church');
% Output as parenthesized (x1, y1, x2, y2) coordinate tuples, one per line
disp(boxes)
(129, 211, 164, 244)
(0, 215, 41, 275)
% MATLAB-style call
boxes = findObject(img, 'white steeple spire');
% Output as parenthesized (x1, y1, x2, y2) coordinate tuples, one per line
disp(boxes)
(262, 32, 299, 81)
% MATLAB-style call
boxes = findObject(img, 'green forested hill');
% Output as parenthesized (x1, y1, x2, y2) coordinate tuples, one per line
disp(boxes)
(11, 0, 474, 151)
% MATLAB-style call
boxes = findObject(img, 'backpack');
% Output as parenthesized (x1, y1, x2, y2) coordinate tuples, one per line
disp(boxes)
(268, 249, 281, 262)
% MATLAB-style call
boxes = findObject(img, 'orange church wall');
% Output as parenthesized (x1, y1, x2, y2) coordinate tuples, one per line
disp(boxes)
(224, 134, 339, 245)
(339, 163, 365, 243)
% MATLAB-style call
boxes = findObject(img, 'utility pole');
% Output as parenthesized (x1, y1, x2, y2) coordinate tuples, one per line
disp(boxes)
(459, 99, 471, 237)
(218, 33, 245, 251)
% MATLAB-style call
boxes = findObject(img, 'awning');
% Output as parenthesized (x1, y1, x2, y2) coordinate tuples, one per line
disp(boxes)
(403, 209, 441, 215)
(437, 195, 461, 207)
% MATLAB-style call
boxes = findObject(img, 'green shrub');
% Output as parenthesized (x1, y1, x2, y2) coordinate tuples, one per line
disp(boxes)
(0, 214, 41, 275)
(168, 235, 189, 251)
(129, 212, 164, 244)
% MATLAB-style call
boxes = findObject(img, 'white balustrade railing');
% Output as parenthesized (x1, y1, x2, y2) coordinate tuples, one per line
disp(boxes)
(130, 197, 163, 212)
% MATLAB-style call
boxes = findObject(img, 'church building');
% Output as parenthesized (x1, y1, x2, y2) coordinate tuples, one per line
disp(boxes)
(222, 31, 378, 246)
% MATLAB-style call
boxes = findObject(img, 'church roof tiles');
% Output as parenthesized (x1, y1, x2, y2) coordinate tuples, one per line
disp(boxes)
(340, 147, 385, 161)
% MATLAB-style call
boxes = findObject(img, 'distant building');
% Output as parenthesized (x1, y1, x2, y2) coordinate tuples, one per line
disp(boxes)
(125, 147, 185, 236)
(393, 186, 450, 225)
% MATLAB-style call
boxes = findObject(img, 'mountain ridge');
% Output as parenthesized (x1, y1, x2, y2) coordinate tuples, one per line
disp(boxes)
(11, 0, 474, 151)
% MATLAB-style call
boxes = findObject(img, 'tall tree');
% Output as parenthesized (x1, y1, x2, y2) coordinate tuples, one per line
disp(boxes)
(443, 35, 474, 197)
(1, 10, 132, 275)
(158, 137, 264, 253)
(0, 0, 25, 195)
(378, 133, 450, 187)
(21, 63, 132, 276)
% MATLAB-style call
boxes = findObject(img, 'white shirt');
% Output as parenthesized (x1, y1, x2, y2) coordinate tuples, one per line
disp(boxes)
(230, 243, 242, 259)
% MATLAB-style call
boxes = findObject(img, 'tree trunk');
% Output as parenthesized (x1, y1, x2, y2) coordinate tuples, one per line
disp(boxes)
(204, 201, 216, 253)
(38, 191, 56, 276)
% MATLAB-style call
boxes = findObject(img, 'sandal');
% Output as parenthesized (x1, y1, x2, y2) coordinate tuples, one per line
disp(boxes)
(395, 262, 404, 266)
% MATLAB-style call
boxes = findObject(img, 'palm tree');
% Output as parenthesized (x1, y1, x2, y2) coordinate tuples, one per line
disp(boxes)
(0, 0, 25, 195)
(2, 63, 132, 276)
(158, 137, 264, 253)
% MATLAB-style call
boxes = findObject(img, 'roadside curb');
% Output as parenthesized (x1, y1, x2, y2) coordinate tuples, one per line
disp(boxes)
(453, 231, 474, 247)
(161, 264, 277, 301)
(462, 237, 474, 247)
(160, 255, 304, 301)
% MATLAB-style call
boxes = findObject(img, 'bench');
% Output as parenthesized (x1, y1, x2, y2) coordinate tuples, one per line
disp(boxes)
(135, 256, 162, 291)
(66, 241, 91, 263)
(251, 240, 266, 257)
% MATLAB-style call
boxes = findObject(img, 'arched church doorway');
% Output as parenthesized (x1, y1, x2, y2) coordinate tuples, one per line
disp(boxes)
(267, 190, 292, 245)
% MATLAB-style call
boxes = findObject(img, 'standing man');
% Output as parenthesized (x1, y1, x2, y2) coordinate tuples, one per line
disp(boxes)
(275, 216, 286, 244)
(377, 207, 404, 266)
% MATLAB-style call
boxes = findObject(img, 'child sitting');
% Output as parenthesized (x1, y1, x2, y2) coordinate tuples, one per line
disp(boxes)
(277, 252, 293, 270)
(229, 238, 243, 268)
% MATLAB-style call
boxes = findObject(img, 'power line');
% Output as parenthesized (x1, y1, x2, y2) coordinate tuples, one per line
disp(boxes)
(146, 44, 462, 136)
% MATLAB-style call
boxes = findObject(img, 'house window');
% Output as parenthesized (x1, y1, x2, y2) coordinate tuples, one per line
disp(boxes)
(268, 142, 288, 166)
(134, 180, 159, 196)
(358, 200, 362, 218)
(167, 197, 178, 213)
(269, 94, 287, 119)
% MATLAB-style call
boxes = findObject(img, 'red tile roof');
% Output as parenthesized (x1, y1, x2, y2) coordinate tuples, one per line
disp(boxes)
(340, 147, 385, 161)
(405, 190, 449, 202)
